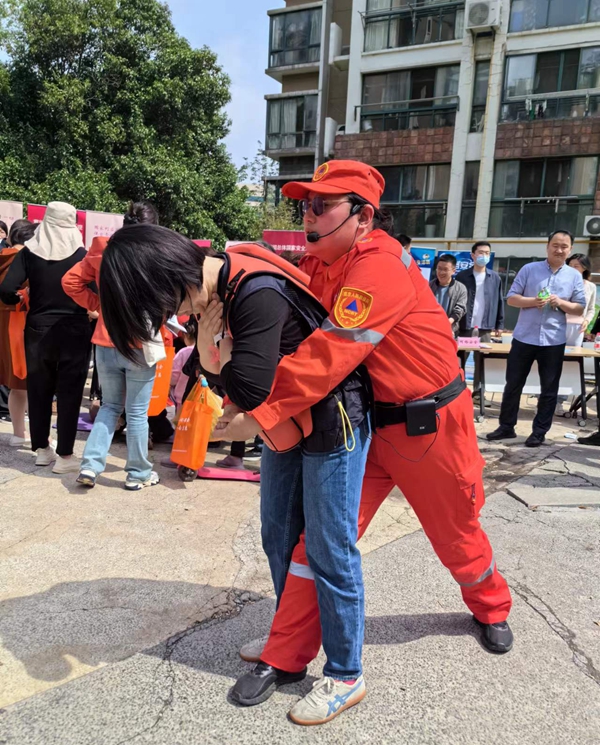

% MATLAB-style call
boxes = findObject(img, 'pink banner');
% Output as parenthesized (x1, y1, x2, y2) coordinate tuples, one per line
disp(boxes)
(192, 240, 212, 249)
(27, 204, 86, 243)
(0, 201, 24, 230)
(262, 230, 305, 254)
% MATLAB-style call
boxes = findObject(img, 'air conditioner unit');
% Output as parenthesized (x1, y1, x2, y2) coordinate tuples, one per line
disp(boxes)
(583, 215, 600, 238)
(465, 0, 501, 33)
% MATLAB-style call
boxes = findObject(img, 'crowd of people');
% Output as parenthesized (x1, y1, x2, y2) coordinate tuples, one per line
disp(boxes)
(0, 156, 597, 726)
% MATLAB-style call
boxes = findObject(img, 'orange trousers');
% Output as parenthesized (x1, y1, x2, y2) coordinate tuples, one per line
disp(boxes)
(261, 390, 512, 673)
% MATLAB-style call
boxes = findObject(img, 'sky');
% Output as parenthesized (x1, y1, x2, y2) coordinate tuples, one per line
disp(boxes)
(167, 0, 284, 171)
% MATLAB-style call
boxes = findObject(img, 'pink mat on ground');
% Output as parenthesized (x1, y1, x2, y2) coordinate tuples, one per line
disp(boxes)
(197, 466, 260, 482)
(53, 413, 94, 432)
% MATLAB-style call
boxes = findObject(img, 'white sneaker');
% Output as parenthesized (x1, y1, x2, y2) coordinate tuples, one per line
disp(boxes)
(52, 456, 81, 474)
(239, 636, 269, 663)
(289, 675, 366, 726)
(35, 445, 57, 466)
(124, 471, 160, 491)
(76, 469, 97, 488)
(10, 436, 31, 448)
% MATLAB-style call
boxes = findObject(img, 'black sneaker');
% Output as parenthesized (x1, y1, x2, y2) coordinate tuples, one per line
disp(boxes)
(230, 661, 307, 706)
(486, 427, 517, 441)
(578, 430, 600, 447)
(244, 446, 262, 462)
(525, 432, 545, 448)
(473, 617, 513, 654)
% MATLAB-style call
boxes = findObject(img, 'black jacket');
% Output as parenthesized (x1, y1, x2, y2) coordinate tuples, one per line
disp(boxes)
(455, 266, 504, 333)
(429, 277, 468, 336)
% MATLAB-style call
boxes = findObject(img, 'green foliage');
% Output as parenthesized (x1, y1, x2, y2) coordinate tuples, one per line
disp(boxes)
(241, 142, 301, 237)
(0, 0, 257, 246)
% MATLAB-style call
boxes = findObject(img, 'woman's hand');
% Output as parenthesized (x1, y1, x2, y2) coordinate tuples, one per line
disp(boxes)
(217, 413, 261, 442)
(197, 295, 224, 352)
(211, 403, 243, 439)
(196, 294, 224, 373)
(581, 320, 589, 333)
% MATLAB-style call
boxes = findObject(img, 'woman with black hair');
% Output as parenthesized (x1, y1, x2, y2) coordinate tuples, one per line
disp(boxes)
(61, 201, 164, 490)
(565, 253, 596, 347)
(0, 220, 9, 249)
(98, 224, 371, 726)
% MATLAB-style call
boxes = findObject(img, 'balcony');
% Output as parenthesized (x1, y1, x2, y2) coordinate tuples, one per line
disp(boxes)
(359, 95, 459, 133)
(500, 91, 600, 124)
(488, 197, 594, 238)
(267, 7, 322, 81)
(265, 131, 317, 160)
(363, 1, 465, 53)
(387, 203, 447, 238)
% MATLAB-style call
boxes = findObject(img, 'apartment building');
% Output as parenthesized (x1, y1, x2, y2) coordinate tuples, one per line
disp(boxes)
(264, 0, 600, 267)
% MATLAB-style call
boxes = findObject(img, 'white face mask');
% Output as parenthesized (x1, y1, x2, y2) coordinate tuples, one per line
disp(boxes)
(475, 255, 490, 267)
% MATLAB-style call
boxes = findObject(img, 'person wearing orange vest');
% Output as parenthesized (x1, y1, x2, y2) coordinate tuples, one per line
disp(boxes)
(96, 224, 373, 726)
(218, 160, 514, 719)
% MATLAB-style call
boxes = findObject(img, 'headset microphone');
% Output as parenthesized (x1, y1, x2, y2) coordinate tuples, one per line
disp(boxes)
(306, 203, 362, 243)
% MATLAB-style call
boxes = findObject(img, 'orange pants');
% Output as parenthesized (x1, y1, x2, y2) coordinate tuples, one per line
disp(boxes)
(261, 390, 512, 673)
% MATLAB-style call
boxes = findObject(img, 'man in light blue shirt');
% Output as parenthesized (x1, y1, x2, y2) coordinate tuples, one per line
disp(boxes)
(487, 230, 586, 447)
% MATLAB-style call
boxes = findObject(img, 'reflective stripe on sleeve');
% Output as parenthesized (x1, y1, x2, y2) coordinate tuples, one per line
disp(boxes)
(457, 557, 496, 588)
(289, 561, 315, 581)
(321, 318, 384, 346)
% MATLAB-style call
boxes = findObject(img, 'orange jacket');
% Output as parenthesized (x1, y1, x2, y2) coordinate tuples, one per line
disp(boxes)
(251, 229, 460, 431)
(61, 236, 112, 347)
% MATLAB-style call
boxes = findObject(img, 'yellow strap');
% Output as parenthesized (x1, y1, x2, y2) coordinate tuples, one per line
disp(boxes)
(337, 400, 356, 453)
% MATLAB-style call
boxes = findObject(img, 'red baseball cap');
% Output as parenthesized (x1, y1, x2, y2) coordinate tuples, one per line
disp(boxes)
(282, 160, 385, 209)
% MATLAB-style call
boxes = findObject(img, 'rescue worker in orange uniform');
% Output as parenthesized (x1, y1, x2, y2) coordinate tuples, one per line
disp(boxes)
(97, 224, 373, 726)
(221, 160, 514, 712)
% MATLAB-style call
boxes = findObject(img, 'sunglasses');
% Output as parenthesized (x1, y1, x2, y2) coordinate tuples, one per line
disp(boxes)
(298, 196, 349, 218)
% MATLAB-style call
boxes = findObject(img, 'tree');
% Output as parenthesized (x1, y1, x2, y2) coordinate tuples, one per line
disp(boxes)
(0, 0, 257, 246)
(241, 142, 301, 238)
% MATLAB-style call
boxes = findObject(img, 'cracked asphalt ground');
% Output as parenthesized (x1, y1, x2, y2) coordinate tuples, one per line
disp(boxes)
(1, 398, 599, 744)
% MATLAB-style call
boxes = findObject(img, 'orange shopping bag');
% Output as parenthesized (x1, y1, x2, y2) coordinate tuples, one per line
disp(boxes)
(170, 378, 216, 471)
(8, 293, 29, 380)
(147, 346, 175, 416)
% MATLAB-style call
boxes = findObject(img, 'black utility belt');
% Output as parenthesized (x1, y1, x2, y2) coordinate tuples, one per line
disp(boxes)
(374, 375, 466, 436)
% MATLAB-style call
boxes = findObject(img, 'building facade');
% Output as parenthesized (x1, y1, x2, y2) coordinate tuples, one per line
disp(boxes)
(264, 0, 600, 265)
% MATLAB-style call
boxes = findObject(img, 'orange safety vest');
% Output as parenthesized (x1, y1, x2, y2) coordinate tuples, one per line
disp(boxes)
(221, 244, 319, 451)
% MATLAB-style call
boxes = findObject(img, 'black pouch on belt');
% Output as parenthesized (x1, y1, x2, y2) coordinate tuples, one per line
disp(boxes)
(404, 398, 437, 437)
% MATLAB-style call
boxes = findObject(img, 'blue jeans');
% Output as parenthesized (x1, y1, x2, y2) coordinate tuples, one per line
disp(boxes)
(81, 346, 156, 481)
(260, 419, 371, 679)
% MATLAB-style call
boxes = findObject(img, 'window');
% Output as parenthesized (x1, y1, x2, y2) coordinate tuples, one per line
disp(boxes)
(364, 0, 465, 52)
(269, 9, 322, 68)
(380, 163, 451, 237)
(361, 65, 460, 131)
(501, 48, 600, 122)
(470, 61, 490, 132)
(459, 162, 480, 237)
(509, 0, 600, 32)
(579, 47, 600, 88)
(489, 157, 598, 237)
(267, 96, 318, 150)
(463, 162, 480, 200)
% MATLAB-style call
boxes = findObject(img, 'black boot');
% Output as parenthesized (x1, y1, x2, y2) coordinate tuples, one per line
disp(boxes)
(230, 661, 307, 706)
(473, 617, 513, 653)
